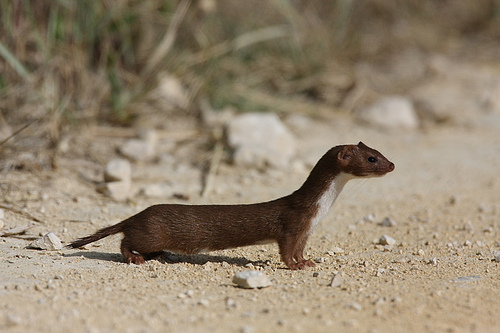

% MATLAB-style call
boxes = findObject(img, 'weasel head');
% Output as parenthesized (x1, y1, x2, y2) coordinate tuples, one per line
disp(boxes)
(337, 142, 395, 178)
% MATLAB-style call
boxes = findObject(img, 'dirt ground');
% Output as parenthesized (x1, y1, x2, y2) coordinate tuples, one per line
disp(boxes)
(1, 70, 500, 333)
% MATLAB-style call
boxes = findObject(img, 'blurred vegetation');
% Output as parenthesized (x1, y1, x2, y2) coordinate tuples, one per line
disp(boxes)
(0, 0, 499, 131)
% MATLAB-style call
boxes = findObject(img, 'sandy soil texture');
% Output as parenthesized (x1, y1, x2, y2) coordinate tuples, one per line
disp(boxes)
(1, 105, 499, 333)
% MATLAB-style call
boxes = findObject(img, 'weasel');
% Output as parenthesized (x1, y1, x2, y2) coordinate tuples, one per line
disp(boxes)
(68, 142, 394, 270)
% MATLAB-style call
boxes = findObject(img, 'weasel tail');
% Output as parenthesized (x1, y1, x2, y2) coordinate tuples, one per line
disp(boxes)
(68, 221, 126, 249)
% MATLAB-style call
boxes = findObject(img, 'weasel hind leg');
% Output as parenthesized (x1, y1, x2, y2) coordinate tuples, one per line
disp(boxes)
(120, 240, 145, 264)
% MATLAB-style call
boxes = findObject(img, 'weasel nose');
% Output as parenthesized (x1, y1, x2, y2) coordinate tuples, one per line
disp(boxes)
(388, 162, 395, 172)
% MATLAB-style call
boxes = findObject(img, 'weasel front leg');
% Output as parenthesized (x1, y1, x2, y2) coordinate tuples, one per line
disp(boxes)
(278, 234, 315, 270)
(293, 236, 315, 268)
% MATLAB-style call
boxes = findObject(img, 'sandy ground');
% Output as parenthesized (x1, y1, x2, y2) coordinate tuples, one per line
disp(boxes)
(1, 102, 500, 333)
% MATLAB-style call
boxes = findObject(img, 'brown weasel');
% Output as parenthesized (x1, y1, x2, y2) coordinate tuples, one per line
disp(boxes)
(68, 142, 394, 270)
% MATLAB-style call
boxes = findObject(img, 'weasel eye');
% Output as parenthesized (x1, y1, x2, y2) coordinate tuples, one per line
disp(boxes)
(368, 156, 377, 163)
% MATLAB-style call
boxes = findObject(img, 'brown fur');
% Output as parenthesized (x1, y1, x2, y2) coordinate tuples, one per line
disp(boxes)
(68, 142, 394, 269)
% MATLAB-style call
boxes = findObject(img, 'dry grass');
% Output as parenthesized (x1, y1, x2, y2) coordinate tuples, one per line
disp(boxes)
(0, 0, 498, 169)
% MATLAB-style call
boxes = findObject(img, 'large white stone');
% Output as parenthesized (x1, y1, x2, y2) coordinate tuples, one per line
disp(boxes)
(104, 158, 131, 182)
(97, 180, 131, 201)
(226, 113, 296, 168)
(357, 96, 419, 130)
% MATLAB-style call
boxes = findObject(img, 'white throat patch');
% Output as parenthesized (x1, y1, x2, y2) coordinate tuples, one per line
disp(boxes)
(308, 172, 355, 234)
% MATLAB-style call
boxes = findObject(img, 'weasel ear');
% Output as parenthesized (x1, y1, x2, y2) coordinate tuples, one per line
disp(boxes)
(357, 141, 367, 148)
(338, 146, 355, 162)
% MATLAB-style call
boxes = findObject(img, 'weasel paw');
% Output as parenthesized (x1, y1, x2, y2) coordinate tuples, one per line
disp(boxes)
(126, 254, 145, 265)
(301, 259, 316, 268)
(288, 260, 315, 270)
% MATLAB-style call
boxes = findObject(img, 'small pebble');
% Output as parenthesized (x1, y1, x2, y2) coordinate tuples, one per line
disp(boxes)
(198, 299, 210, 307)
(1, 224, 32, 236)
(363, 214, 376, 223)
(380, 217, 397, 227)
(226, 298, 237, 309)
(453, 276, 482, 282)
(329, 271, 345, 288)
(28, 232, 62, 251)
(314, 257, 325, 263)
(483, 226, 493, 233)
(379, 235, 396, 246)
(392, 296, 403, 304)
(5, 313, 22, 327)
(233, 271, 272, 289)
(347, 302, 362, 311)
(328, 247, 344, 254)
(240, 326, 255, 333)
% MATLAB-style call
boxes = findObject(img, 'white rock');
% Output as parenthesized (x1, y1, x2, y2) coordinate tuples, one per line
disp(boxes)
(226, 113, 296, 168)
(233, 270, 272, 289)
(0, 219, 4, 230)
(347, 302, 362, 311)
(363, 214, 376, 223)
(357, 96, 419, 130)
(0, 208, 4, 219)
(380, 217, 397, 227)
(200, 101, 235, 128)
(328, 247, 345, 254)
(104, 158, 131, 182)
(97, 180, 131, 201)
(329, 271, 344, 287)
(141, 183, 173, 198)
(240, 326, 255, 333)
(28, 232, 62, 251)
(119, 130, 157, 162)
(156, 74, 189, 110)
(379, 235, 396, 246)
